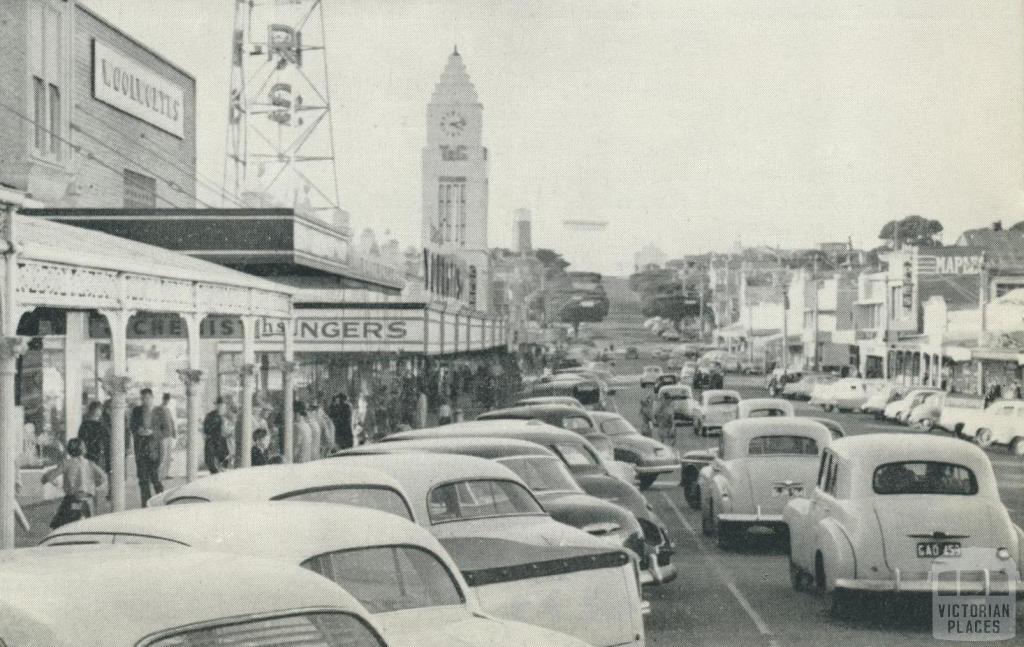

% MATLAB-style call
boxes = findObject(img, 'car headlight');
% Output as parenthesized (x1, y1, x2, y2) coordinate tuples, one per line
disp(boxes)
(997, 547, 1011, 561)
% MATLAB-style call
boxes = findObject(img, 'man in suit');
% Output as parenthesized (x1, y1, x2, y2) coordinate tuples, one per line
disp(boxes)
(128, 388, 163, 506)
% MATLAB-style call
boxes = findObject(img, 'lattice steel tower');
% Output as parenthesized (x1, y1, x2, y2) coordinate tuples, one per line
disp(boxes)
(222, 0, 342, 223)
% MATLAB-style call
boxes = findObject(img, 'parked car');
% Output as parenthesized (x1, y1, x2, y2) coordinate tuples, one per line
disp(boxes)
(653, 384, 699, 435)
(937, 393, 988, 436)
(700, 418, 832, 548)
(739, 358, 765, 375)
(883, 387, 941, 423)
(860, 383, 904, 418)
(680, 447, 717, 510)
(338, 436, 652, 572)
(802, 417, 846, 439)
(532, 375, 605, 409)
(640, 366, 663, 388)
(809, 378, 871, 412)
(625, 346, 640, 360)
(45, 503, 593, 647)
(694, 389, 742, 436)
(785, 434, 1024, 615)
(516, 395, 586, 409)
(737, 398, 795, 418)
(906, 391, 945, 430)
(386, 419, 676, 586)
(787, 374, 837, 401)
(963, 399, 1024, 454)
(148, 461, 414, 515)
(590, 410, 681, 490)
(654, 373, 679, 392)
(326, 453, 646, 647)
(0, 546, 389, 647)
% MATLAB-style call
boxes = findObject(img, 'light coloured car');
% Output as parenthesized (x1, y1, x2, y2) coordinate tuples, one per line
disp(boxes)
(809, 378, 871, 412)
(699, 418, 832, 548)
(44, 502, 593, 647)
(906, 391, 945, 430)
(694, 389, 741, 436)
(386, 419, 675, 587)
(860, 382, 903, 418)
(938, 393, 988, 436)
(148, 461, 415, 517)
(0, 546, 389, 647)
(737, 398, 795, 419)
(785, 434, 1024, 615)
(327, 452, 646, 647)
(883, 387, 941, 423)
(640, 366, 663, 388)
(964, 399, 1024, 454)
(517, 396, 586, 409)
(787, 374, 836, 401)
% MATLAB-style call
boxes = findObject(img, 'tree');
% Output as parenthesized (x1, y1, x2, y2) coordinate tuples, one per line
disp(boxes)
(534, 248, 571, 276)
(879, 215, 943, 248)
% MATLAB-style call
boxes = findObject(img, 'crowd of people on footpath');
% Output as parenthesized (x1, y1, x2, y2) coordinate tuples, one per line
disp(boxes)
(36, 351, 524, 530)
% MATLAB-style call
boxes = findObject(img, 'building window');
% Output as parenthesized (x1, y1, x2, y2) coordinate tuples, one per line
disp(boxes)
(29, 2, 66, 161)
(124, 169, 157, 207)
(33, 77, 46, 151)
(47, 84, 60, 156)
(437, 178, 466, 245)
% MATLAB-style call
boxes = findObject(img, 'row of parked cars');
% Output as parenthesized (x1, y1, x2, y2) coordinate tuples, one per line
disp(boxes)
(676, 395, 1024, 615)
(772, 372, 1024, 456)
(2, 390, 692, 646)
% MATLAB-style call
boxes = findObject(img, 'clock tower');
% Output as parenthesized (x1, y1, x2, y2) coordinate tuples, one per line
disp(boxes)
(422, 47, 490, 311)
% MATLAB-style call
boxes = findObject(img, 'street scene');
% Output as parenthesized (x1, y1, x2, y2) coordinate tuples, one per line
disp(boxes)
(2, 0, 1024, 645)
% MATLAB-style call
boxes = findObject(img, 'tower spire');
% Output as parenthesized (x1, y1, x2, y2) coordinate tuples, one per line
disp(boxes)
(453, 44, 459, 56)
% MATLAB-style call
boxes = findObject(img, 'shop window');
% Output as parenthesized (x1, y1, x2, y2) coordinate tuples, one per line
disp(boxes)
(124, 169, 157, 208)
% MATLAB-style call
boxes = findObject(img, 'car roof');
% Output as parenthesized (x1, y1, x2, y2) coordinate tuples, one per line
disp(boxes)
(587, 410, 625, 422)
(325, 453, 533, 522)
(478, 404, 590, 419)
(830, 433, 991, 468)
(658, 384, 691, 395)
(739, 398, 792, 411)
(702, 389, 741, 399)
(46, 501, 447, 564)
(387, 420, 595, 446)
(517, 396, 583, 406)
(161, 462, 406, 503)
(0, 546, 377, 647)
(722, 417, 831, 441)
(344, 436, 557, 460)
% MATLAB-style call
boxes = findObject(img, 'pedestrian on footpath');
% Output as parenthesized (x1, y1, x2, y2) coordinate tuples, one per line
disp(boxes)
(250, 429, 282, 466)
(203, 397, 231, 474)
(43, 438, 107, 528)
(129, 388, 163, 506)
(329, 392, 354, 450)
(293, 401, 314, 463)
(155, 393, 177, 480)
(77, 401, 110, 480)
(310, 398, 335, 457)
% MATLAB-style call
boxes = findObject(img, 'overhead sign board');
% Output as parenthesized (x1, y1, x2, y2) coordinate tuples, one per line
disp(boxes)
(92, 40, 185, 138)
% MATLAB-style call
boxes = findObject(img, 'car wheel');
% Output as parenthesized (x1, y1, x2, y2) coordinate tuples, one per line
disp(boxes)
(685, 480, 702, 510)
(1010, 438, 1024, 456)
(789, 557, 808, 592)
(702, 501, 714, 536)
(830, 589, 854, 619)
(976, 428, 995, 448)
(694, 421, 701, 435)
(921, 417, 933, 431)
(954, 424, 966, 440)
(638, 474, 658, 491)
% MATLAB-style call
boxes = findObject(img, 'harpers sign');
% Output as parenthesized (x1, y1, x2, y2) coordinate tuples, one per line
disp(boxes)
(92, 40, 185, 138)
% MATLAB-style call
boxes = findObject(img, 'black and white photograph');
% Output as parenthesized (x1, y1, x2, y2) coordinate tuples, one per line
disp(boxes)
(1, 1, 1023, 645)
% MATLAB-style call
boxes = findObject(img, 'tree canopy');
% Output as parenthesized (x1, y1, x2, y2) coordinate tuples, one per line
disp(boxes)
(879, 215, 943, 248)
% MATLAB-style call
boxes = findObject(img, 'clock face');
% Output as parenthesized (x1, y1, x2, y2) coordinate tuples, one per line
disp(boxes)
(440, 110, 467, 137)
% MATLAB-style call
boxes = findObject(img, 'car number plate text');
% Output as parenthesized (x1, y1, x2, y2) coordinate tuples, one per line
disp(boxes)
(917, 542, 961, 558)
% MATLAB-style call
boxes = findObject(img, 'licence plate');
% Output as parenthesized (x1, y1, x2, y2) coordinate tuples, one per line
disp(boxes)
(917, 542, 961, 558)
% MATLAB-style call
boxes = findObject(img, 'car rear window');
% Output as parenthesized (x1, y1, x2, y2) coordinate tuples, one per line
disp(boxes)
(302, 546, 464, 613)
(747, 435, 818, 456)
(561, 416, 594, 431)
(872, 461, 978, 495)
(500, 456, 582, 493)
(427, 479, 544, 524)
(274, 486, 413, 521)
(747, 408, 787, 418)
(552, 443, 601, 469)
(707, 394, 738, 405)
(146, 612, 384, 647)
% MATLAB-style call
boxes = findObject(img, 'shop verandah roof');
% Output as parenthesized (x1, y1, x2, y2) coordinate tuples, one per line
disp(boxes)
(12, 214, 292, 319)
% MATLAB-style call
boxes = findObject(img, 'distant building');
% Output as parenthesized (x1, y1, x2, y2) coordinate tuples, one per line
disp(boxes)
(634, 244, 667, 271)
(514, 208, 533, 255)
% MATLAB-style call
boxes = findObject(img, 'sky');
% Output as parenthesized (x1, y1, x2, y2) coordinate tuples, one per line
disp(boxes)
(82, 0, 1024, 276)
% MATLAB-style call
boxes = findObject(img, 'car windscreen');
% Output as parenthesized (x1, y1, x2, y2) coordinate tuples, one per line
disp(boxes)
(551, 443, 603, 472)
(561, 415, 594, 431)
(663, 392, 689, 401)
(573, 385, 602, 406)
(707, 394, 739, 405)
(747, 435, 819, 456)
(872, 461, 978, 495)
(427, 479, 544, 524)
(274, 486, 414, 521)
(302, 545, 465, 613)
(600, 417, 640, 437)
(148, 611, 385, 647)
(499, 456, 583, 493)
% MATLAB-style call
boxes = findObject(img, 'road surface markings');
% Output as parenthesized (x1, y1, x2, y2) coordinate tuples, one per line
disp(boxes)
(660, 492, 779, 646)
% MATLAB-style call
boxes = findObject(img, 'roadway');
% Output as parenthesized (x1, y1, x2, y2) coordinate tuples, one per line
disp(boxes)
(608, 370, 1024, 646)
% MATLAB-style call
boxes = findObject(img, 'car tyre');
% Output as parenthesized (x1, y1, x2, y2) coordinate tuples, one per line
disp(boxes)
(1010, 438, 1024, 457)
(717, 521, 736, 550)
(638, 474, 658, 491)
(684, 480, 701, 510)
(702, 501, 714, 536)
(976, 428, 995, 448)
(789, 557, 808, 592)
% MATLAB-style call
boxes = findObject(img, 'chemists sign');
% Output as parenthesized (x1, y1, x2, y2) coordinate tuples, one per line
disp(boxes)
(92, 40, 185, 138)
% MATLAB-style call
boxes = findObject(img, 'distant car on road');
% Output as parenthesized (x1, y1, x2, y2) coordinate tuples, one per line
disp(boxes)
(809, 377, 871, 412)
(700, 418, 833, 548)
(964, 399, 1024, 454)
(625, 346, 640, 360)
(883, 387, 941, 423)
(640, 365, 663, 388)
(516, 395, 585, 409)
(590, 410, 681, 490)
(737, 398, 795, 418)
(785, 434, 1024, 616)
(694, 389, 742, 436)
(937, 393, 987, 436)
(860, 382, 904, 418)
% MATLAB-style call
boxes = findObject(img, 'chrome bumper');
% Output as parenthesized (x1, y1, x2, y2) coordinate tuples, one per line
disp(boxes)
(836, 569, 1024, 597)
(640, 559, 677, 586)
(718, 509, 785, 524)
(635, 463, 680, 476)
